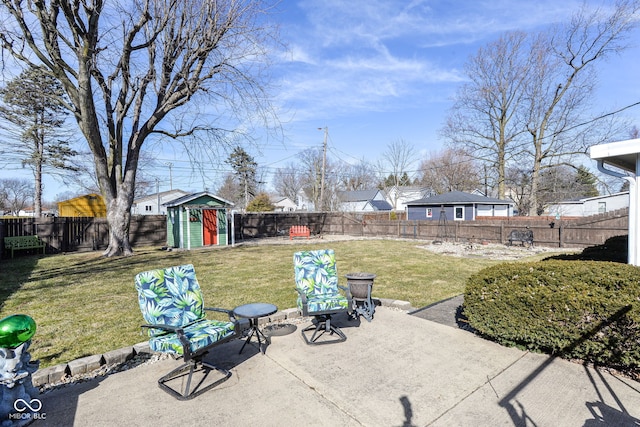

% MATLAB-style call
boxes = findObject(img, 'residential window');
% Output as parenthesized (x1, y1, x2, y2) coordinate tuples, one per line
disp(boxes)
(145, 205, 152, 212)
(454, 206, 464, 220)
(426, 208, 433, 218)
(598, 202, 606, 214)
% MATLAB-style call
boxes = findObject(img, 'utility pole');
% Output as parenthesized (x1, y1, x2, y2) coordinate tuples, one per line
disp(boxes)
(165, 162, 173, 190)
(318, 126, 328, 211)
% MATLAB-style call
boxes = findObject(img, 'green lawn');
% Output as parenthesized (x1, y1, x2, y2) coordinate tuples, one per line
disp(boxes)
(0, 239, 553, 368)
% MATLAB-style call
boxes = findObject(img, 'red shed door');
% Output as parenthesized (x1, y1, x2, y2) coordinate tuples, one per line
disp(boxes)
(203, 209, 218, 245)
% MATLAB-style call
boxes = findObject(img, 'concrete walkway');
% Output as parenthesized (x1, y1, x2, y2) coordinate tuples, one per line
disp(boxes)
(37, 306, 640, 426)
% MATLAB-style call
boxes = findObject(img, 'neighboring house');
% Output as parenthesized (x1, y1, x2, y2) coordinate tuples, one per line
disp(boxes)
(385, 186, 432, 211)
(406, 191, 514, 221)
(164, 192, 234, 249)
(546, 191, 629, 218)
(17, 207, 55, 217)
(338, 189, 392, 212)
(131, 189, 189, 215)
(58, 193, 107, 217)
(271, 196, 297, 212)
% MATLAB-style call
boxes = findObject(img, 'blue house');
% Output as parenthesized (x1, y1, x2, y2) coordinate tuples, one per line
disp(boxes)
(406, 191, 514, 221)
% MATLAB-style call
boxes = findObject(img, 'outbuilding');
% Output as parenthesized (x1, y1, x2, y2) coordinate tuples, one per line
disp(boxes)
(164, 192, 234, 249)
(405, 191, 514, 221)
(57, 193, 106, 217)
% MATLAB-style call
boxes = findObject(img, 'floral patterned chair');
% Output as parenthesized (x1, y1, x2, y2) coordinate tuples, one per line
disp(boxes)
(134, 264, 247, 400)
(294, 249, 352, 344)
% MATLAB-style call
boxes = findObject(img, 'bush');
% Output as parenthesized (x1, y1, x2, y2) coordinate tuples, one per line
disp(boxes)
(464, 260, 640, 373)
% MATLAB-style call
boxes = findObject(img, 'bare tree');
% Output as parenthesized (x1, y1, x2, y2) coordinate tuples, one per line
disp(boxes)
(378, 139, 417, 208)
(442, 31, 530, 199)
(522, 1, 639, 215)
(272, 162, 305, 205)
(338, 158, 378, 191)
(216, 172, 242, 206)
(0, 179, 33, 216)
(298, 147, 337, 211)
(443, 1, 639, 215)
(0, 0, 278, 255)
(418, 148, 481, 194)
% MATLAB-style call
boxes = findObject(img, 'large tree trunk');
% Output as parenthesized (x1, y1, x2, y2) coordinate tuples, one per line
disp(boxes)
(103, 190, 134, 257)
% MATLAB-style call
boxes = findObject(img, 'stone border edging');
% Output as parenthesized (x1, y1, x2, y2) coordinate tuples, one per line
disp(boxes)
(32, 298, 413, 387)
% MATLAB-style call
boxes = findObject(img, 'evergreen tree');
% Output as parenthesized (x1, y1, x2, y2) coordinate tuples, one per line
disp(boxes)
(0, 66, 77, 216)
(246, 192, 275, 212)
(575, 166, 599, 198)
(226, 147, 258, 210)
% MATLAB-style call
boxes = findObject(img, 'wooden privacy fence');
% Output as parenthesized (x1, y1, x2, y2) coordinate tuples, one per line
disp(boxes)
(1, 208, 629, 258)
(0, 216, 167, 259)
(234, 210, 628, 249)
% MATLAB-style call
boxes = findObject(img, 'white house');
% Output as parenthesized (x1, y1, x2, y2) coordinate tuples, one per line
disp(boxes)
(385, 186, 432, 211)
(271, 196, 297, 212)
(546, 192, 629, 217)
(132, 189, 189, 215)
(337, 189, 392, 212)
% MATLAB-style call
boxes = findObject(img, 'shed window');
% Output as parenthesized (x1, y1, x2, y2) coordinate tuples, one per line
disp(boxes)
(426, 208, 433, 218)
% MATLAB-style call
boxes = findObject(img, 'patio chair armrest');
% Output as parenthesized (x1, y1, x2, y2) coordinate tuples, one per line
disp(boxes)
(204, 306, 240, 323)
(204, 307, 232, 314)
(141, 323, 183, 334)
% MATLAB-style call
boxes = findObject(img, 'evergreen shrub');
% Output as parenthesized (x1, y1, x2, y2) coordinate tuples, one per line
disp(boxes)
(464, 260, 640, 372)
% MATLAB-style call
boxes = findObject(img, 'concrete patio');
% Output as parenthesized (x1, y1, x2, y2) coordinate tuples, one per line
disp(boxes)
(35, 304, 640, 426)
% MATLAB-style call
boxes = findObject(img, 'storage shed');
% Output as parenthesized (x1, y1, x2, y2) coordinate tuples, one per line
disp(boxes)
(164, 192, 234, 249)
(57, 193, 107, 217)
(406, 191, 514, 221)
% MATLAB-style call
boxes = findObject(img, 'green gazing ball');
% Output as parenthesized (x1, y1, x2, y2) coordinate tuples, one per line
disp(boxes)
(0, 315, 36, 349)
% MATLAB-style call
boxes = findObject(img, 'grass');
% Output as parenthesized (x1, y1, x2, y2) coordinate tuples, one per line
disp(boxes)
(0, 239, 555, 368)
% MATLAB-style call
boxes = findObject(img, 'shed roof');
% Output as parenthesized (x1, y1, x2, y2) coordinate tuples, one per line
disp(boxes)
(164, 191, 234, 208)
(406, 191, 513, 206)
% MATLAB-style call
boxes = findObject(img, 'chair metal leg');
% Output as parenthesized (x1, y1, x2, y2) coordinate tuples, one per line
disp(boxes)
(301, 315, 346, 345)
(158, 358, 231, 400)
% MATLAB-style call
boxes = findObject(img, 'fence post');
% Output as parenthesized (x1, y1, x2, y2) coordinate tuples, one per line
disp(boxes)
(558, 225, 564, 248)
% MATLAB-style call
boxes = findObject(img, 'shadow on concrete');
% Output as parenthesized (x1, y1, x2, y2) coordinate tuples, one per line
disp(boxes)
(38, 338, 262, 426)
(498, 305, 638, 426)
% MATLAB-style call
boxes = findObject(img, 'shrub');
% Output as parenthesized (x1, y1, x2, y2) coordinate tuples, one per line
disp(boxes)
(464, 260, 640, 373)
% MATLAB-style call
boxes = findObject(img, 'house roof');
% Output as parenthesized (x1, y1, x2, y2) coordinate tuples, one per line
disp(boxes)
(590, 138, 640, 173)
(164, 191, 234, 208)
(369, 200, 393, 211)
(338, 189, 382, 202)
(551, 191, 629, 205)
(406, 191, 513, 206)
(134, 189, 188, 203)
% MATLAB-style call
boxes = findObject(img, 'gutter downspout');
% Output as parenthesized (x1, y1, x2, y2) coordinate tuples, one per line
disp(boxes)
(597, 159, 637, 265)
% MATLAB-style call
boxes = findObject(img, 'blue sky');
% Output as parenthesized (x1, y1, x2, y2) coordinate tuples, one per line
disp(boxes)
(266, 0, 640, 166)
(3, 0, 640, 201)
